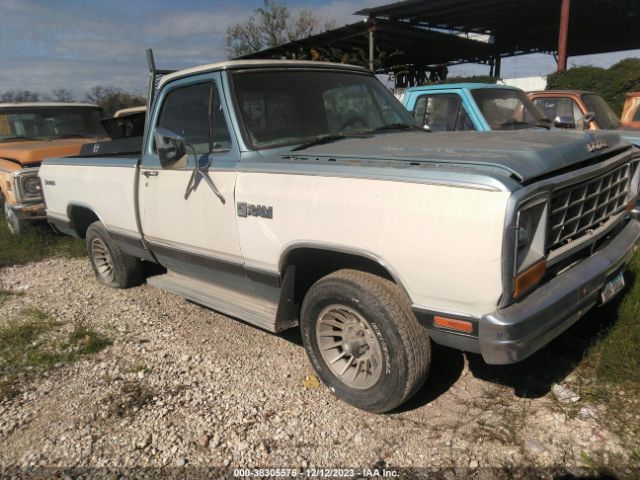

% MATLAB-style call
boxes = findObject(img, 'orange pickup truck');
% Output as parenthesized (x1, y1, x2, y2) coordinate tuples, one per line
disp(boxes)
(527, 90, 628, 131)
(0, 103, 105, 234)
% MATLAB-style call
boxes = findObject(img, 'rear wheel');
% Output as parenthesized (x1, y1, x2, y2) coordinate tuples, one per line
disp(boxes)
(86, 221, 143, 288)
(300, 269, 431, 413)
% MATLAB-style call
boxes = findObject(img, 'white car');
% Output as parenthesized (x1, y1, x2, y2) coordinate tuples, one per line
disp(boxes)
(40, 59, 640, 412)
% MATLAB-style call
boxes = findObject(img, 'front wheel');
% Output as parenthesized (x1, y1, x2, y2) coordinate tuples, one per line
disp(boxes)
(300, 269, 431, 413)
(86, 221, 143, 288)
(3, 199, 27, 235)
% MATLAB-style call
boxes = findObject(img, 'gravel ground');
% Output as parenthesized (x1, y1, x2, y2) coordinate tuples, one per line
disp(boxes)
(0, 258, 632, 476)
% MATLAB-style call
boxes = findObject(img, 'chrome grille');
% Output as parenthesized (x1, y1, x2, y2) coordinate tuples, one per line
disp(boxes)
(548, 162, 633, 251)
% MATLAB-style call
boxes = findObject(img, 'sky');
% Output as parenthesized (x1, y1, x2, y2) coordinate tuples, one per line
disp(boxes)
(1, 0, 639, 99)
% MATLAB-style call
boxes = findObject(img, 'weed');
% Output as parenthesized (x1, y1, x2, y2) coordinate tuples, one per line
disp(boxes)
(0, 219, 84, 268)
(0, 310, 111, 400)
(105, 380, 155, 418)
(0, 288, 25, 306)
(126, 362, 148, 374)
(68, 324, 112, 355)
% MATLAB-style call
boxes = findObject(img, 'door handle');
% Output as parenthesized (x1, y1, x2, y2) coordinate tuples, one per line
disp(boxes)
(142, 170, 159, 177)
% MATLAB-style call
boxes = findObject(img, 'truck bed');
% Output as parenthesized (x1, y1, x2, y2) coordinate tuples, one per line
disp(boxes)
(40, 155, 140, 238)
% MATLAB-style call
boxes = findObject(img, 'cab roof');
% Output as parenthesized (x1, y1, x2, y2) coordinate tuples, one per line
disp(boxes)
(0, 102, 100, 108)
(528, 90, 596, 96)
(406, 83, 520, 92)
(159, 59, 368, 88)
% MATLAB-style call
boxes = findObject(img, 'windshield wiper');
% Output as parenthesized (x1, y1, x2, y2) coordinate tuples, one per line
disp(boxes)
(499, 120, 539, 129)
(372, 123, 418, 132)
(292, 134, 350, 151)
(0, 135, 40, 143)
(536, 118, 551, 130)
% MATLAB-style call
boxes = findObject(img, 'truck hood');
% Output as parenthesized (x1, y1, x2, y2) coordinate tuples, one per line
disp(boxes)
(617, 130, 640, 148)
(293, 129, 629, 183)
(0, 138, 99, 166)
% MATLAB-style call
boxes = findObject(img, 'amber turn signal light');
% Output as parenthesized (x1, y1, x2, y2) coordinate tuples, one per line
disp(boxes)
(513, 259, 546, 299)
(433, 316, 474, 334)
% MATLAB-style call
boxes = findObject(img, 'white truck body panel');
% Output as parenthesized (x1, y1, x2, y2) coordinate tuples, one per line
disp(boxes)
(138, 169, 243, 263)
(44, 164, 138, 234)
(236, 172, 509, 316)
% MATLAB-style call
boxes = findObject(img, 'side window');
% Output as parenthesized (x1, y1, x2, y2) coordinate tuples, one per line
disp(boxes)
(533, 97, 580, 128)
(633, 102, 640, 122)
(413, 96, 428, 124)
(156, 83, 211, 155)
(572, 101, 585, 129)
(414, 94, 463, 132)
(455, 105, 474, 131)
(212, 89, 232, 152)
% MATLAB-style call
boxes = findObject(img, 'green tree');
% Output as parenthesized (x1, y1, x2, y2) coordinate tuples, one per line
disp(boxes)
(49, 88, 75, 103)
(225, 0, 335, 58)
(0, 90, 40, 102)
(546, 58, 640, 115)
(84, 86, 145, 117)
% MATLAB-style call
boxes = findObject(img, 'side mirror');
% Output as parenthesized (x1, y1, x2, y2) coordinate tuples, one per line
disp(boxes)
(583, 111, 596, 127)
(554, 115, 576, 129)
(154, 127, 187, 169)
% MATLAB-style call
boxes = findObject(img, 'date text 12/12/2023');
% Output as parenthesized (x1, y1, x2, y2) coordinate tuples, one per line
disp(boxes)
(233, 468, 399, 478)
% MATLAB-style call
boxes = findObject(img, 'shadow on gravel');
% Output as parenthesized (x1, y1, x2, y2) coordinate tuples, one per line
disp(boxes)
(466, 268, 636, 399)
(393, 344, 465, 413)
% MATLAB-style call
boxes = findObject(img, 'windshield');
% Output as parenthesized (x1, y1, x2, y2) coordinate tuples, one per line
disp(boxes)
(582, 94, 621, 129)
(0, 106, 105, 142)
(232, 70, 417, 149)
(471, 88, 549, 130)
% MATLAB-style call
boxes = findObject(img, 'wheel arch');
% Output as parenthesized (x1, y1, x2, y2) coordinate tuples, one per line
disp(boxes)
(274, 243, 412, 329)
(66, 204, 103, 238)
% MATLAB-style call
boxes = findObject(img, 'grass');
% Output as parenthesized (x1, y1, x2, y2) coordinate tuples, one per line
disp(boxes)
(104, 380, 156, 418)
(0, 288, 25, 305)
(0, 217, 84, 268)
(588, 255, 640, 390)
(0, 308, 111, 400)
(568, 253, 640, 477)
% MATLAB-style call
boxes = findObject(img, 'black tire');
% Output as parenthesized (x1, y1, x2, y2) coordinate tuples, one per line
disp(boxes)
(86, 221, 143, 288)
(300, 269, 431, 413)
(2, 195, 27, 235)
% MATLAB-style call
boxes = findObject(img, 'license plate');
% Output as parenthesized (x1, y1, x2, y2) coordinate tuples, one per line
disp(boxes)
(601, 272, 625, 304)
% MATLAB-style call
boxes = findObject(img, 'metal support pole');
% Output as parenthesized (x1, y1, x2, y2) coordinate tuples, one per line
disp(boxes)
(494, 55, 501, 79)
(557, 0, 571, 71)
(368, 28, 375, 72)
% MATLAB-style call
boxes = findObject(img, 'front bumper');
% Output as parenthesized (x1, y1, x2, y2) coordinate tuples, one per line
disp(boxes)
(479, 218, 640, 365)
(8, 202, 46, 222)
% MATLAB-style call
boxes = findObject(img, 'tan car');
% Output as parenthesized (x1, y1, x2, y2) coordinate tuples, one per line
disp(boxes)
(621, 92, 640, 129)
(0, 103, 105, 234)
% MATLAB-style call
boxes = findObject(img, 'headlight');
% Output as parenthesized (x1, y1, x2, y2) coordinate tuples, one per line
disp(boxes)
(22, 176, 42, 196)
(513, 198, 548, 298)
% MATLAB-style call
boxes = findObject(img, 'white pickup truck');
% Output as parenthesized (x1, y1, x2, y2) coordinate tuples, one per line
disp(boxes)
(40, 59, 640, 413)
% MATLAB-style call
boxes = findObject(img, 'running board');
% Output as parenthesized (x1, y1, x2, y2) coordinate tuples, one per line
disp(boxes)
(147, 272, 279, 332)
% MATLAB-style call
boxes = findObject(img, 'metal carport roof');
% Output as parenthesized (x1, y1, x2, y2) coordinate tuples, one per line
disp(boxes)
(235, 18, 494, 72)
(356, 0, 640, 58)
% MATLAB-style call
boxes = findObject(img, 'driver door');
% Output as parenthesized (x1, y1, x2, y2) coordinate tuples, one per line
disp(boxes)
(138, 73, 244, 287)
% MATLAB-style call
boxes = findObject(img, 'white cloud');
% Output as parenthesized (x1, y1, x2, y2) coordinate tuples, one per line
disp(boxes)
(1, 0, 638, 97)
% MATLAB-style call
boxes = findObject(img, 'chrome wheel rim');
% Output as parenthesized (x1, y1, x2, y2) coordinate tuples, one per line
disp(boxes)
(91, 237, 115, 283)
(4, 203, 19, 235)
(316, 304, 383, 390)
